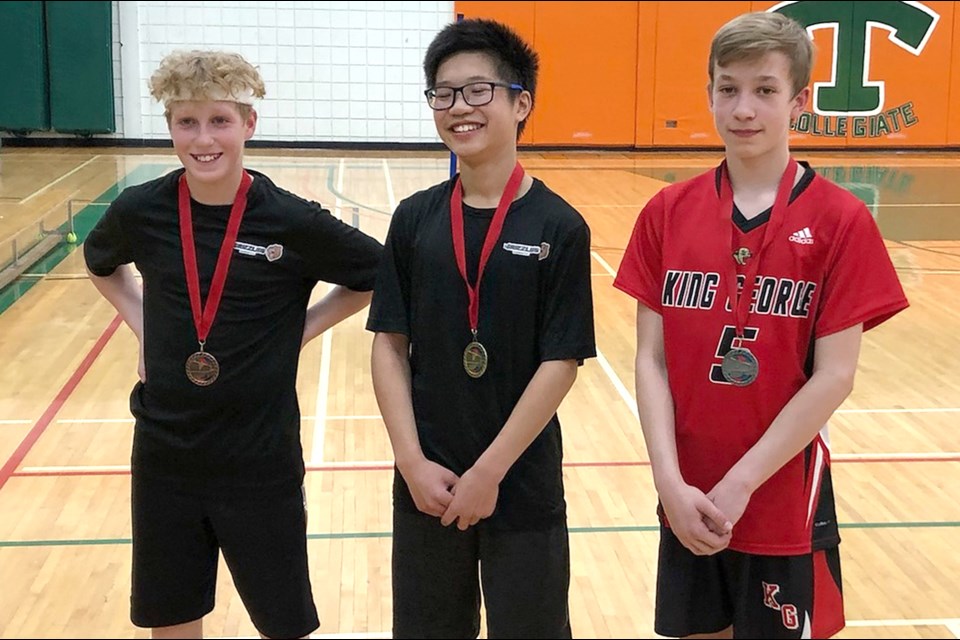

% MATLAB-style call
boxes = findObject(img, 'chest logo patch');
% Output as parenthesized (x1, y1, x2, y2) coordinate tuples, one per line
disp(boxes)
(235, 241, 284, 262)
(503, 241, 551, 261)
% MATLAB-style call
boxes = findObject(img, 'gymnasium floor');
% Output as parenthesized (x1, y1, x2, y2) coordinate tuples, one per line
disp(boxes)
(0, 147, 958, 638)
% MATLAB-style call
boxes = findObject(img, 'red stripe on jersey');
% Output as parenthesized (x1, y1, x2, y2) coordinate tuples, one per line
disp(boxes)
(812, 551, 845, 638)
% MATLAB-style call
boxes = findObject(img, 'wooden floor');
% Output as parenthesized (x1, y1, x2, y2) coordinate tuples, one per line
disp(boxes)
(0, 147, 958, 639)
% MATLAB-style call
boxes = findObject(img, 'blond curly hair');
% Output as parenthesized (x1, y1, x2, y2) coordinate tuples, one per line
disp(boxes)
(149, 50, 266, 119)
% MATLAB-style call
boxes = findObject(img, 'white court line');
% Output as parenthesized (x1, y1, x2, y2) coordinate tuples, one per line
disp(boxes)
(846, 618, 960, 628)
(30, 407, 960, 426)
(311, 634, 390, 640)
(215, 619, 960, 638)
(876, 202, 960, 207)
(572, 202, 960, 209)
(56, 418, 134, 424)
(47, 416, 384, 424)
(891, 270, 960, 275)
(311, 311, 334, 466)
(19, 156, 101, 204)
(589, 250, 639, 422)
(834, 452, 960, 461)
(837, 407, 960, 414)
(217, 633, 389, 639)
(382, 159, 397, 213)
(595, 348, 639, 423)
(21, 273, 92, 280)
(309, 159, 347, 465)
(591, 250, 619, 277)
(21, 465, 130, 474)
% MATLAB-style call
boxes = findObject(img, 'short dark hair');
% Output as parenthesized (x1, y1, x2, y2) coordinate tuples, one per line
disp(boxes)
(423, 18, 539, 137)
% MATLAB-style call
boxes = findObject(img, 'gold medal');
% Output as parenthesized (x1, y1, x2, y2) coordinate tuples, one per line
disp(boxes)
(463, 340, 488, 378)
(450, 163, 524, 382)
(185, 350, 219, 386)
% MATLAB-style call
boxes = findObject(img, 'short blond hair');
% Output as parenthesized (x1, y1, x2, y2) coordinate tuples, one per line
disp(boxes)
(708, 12, 814, 97)
(149, 50, 266, 119)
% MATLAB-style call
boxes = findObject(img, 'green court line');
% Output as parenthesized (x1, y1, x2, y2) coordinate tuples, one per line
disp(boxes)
(2, 520, 957, 548)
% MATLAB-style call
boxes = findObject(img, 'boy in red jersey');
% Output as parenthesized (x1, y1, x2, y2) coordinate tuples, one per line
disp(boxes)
(614, 11, 908, 639)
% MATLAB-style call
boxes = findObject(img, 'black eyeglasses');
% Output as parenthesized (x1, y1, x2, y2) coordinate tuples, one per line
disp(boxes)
(424, 81, 524, 110)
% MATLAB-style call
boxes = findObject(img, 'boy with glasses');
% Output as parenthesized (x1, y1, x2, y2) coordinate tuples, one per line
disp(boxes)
(367, 18, 596, 638)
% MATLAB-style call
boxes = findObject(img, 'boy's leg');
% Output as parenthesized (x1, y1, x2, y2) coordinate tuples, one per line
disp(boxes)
(211, 484, 319, 639)
(479, 520, 572, 639)
(130, 473, 219, 630)
(654, 525, 733, 637)
(731, 547, 844, 639)
(392, 508, 481, 638)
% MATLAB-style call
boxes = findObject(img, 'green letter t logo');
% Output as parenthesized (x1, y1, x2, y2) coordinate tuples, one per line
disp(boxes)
(770, 1, 939, 115)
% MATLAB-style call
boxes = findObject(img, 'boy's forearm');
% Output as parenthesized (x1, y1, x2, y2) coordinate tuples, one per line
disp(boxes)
(634, 303, 683, 492)
(472, 359, 578, 483)
(302, 286, 373, 345)
(723, 325, 861, 494)
(635, 354, 683, 492)
(371, 332, 425, 472)
(87, 265, 143, 340)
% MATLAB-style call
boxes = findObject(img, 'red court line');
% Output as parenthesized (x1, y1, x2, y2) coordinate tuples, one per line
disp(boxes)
(0, 314, 123, 491)
(11, 453, 960, 479)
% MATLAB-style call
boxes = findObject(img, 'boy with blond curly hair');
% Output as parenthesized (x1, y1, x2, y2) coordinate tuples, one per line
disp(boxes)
(84, 50, 383, 639)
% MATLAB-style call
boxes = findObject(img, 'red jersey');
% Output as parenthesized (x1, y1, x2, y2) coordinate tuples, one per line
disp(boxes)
(614, 163, 909, 554)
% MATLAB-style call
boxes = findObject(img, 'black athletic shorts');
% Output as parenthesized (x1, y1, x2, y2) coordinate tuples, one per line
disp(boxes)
(655, 525, 845, 639)
(392, 508, 572, 639)
(131, 473, 319, 638)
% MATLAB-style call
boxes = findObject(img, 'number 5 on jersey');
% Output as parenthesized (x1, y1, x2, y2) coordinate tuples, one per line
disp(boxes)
(710, 325, 759, 384)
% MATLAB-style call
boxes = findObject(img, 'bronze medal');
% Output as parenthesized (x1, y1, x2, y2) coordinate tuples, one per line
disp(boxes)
(185, 350, 220, 386)
(463, 341, 488, 378)
(721, 347, 759, 386)
(178, 171, 252, 387)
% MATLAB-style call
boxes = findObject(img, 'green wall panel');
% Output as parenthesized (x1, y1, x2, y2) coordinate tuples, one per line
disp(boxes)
(0, 2, 50, 132)
(46, 1, 115, 133)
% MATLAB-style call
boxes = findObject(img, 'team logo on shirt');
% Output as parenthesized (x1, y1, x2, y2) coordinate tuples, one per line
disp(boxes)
(265, 244, 284, 261)
(234, 241, 285, 262)
(733, 247, 753, 265)
(503, 242, 551, 260)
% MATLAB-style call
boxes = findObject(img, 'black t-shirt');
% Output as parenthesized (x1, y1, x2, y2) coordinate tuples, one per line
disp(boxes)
(366, 176, 596, 529)
(84, 168, 383, 495)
